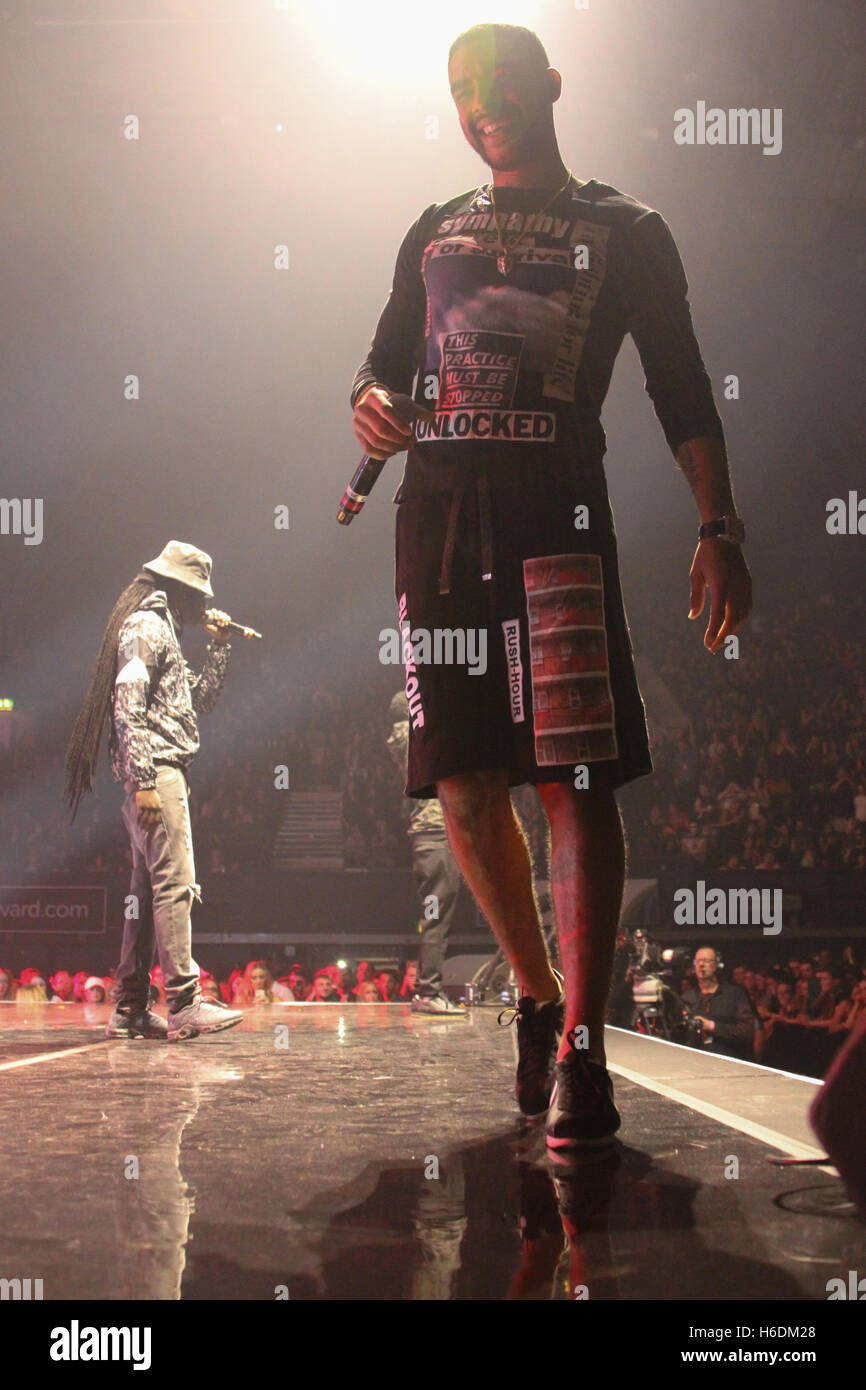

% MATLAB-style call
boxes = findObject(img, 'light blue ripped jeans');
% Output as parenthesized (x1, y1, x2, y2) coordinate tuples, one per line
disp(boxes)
(117, 765, 202, 1013)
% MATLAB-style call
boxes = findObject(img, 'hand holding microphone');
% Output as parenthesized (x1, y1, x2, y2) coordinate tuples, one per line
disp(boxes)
(338, 387, 436, 524)
(202, 608, 263, 641)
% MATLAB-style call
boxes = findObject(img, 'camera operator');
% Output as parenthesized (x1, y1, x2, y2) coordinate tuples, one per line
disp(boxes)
(681, 946, 759, 1061)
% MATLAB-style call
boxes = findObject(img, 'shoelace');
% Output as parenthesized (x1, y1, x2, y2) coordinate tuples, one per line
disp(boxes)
(499, 998, 563, 1074)
(497, 990, 563, 1028)
(559, 1036, 610, 1103)
(497, 997, 548, 1027)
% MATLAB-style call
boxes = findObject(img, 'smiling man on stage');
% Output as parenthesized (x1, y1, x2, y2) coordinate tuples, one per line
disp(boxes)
(351, 22, 751, 1147)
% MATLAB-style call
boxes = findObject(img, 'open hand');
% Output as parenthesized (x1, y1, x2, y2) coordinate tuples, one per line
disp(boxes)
(688, 540, 752, 653)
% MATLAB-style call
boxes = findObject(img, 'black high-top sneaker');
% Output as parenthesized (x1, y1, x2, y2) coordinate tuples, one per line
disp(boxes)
(546, 1029, 621, 1149)
(105, 1004, 168, 1040)
(498, 971, 565, 1118)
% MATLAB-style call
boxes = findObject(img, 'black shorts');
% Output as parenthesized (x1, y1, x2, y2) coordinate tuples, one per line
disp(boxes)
(393, 469, 653, 799)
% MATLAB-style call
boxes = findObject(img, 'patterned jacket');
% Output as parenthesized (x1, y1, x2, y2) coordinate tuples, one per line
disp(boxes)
(386, 696, 445, 837)
(110, 590, 230, 789)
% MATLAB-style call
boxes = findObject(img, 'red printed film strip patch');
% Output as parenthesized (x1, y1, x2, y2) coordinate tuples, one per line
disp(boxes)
(523, 553, 619, 767)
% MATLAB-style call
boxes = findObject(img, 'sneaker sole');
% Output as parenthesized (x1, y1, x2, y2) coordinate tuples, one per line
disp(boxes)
(105, 1028, 167, 1040)
(411, 1006, 468, 1016)
(545, 1128, 620, 1149)
(167, 1015, 243, 1043)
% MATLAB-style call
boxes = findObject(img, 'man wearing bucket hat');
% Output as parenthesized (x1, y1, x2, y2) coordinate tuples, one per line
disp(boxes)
(65, 540, 243, 1042)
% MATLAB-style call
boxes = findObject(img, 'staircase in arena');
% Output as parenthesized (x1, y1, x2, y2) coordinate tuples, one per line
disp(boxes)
(272, 791, 344, 870)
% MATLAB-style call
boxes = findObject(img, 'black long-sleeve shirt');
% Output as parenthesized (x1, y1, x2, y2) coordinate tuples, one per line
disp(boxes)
(351, 177, 724, 502)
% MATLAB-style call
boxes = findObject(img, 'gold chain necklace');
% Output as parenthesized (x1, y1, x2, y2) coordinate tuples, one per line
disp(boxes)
(487, 169, 574, 276)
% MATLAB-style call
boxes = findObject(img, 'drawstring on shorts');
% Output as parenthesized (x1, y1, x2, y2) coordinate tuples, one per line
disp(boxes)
(438, 473, 494, 595)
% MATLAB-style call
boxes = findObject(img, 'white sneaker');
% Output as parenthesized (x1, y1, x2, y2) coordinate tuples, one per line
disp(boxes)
(167, 997, 243, 1042)
(410, 992, 468, 1015)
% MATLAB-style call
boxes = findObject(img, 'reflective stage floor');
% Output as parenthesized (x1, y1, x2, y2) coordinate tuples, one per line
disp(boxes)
(0, 1003, 863, 1301)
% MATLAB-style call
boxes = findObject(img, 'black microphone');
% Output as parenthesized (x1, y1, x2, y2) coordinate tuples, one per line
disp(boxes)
(202, 609, 263, 640)
(337, 392, 424, 525)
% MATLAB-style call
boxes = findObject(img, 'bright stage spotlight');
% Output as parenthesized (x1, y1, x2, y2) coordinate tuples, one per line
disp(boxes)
(293, 0, 544, 84)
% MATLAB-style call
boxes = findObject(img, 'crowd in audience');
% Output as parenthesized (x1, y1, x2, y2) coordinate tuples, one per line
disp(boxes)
(1, 593, 863, 881)
(4, 944, 864, 1080)
(736, 951, 865, 1070)
(0, 672, 409, 878)
(0, 957, 420, 1008)
(618, 592, 866, 875)
(661, 945, 866, 1078)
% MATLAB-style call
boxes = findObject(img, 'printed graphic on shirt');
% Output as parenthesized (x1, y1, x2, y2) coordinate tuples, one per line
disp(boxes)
(439, 329, 523, 410)
(398, 591, 425, 730)
(502, 618, 525, 723)
(543, 221, 611, 402)
(524, 553, 618, 767)
(415, 193, 611, 444)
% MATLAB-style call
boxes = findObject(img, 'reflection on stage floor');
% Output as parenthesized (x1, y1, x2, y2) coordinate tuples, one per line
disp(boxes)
(0, 1003, 862, 1300)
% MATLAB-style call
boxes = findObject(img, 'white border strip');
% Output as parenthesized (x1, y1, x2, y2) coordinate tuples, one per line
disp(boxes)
(607, 1058, 833, 1166)
(606, 1024, 823, 1085)
(0, 1042, 111, 1073)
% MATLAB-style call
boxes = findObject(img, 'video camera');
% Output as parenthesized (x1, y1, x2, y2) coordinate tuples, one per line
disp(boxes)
(619, 931, 704, 1045)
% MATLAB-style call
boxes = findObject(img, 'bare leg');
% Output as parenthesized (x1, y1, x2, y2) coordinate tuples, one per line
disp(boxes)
(436, 768, 560, 1002)
(537, 780, 626, 1064)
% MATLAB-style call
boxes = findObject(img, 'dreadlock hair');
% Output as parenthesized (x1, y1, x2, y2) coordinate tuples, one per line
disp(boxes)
(63, 569, 157, 820)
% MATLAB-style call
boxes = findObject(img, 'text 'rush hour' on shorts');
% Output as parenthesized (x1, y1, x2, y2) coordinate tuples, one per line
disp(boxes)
(393, 469, 654, 799)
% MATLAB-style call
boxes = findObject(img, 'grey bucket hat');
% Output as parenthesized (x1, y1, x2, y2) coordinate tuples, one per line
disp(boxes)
(143, 540, 214, 597)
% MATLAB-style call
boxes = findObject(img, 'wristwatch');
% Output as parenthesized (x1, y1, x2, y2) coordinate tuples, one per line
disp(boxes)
(699, 514, 745, 545)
